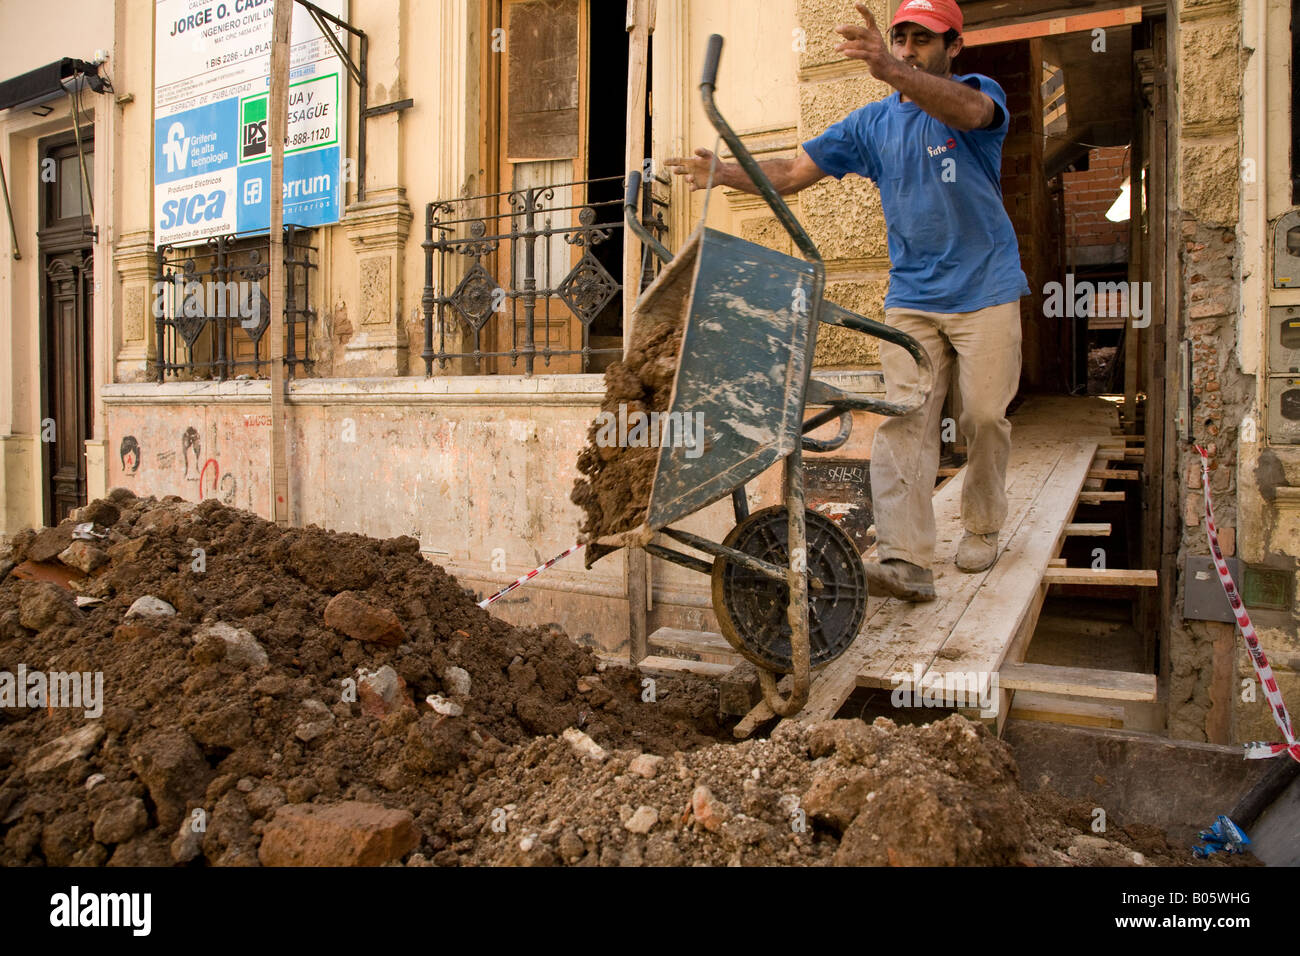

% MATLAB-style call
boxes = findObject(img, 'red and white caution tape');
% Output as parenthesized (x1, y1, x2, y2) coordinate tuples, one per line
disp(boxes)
(1195, 445, 1300, 763)
(478, 543, 585, 610)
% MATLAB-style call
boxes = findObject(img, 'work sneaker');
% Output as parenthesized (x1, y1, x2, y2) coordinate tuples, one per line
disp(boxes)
(955, 532, 999, 573)
(863, 559, 936, 603)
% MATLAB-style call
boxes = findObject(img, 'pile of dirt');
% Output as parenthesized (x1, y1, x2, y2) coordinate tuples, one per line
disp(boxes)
(0, 491, 723, 866)
(457, 713, 1214, 867)
(570, 317, 683, 543)
(0, 494, 1240, 867)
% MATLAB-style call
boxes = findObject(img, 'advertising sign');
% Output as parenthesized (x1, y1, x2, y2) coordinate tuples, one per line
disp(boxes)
(153, 0, 348, 246)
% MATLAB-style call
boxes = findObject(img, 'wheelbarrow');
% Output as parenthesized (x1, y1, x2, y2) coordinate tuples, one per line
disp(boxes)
(591, 33, 934, 718)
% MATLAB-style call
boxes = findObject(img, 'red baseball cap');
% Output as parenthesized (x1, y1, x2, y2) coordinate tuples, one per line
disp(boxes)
(890, 0, 964, 35)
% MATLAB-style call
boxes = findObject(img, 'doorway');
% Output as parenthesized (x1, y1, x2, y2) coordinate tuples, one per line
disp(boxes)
(953, 8, 1169, 679)
(37, 135, 95, 524)
(484, 0, 631, 373)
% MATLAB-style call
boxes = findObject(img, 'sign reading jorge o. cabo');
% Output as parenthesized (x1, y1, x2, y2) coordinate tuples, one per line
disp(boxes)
(153, 0, 347, 246)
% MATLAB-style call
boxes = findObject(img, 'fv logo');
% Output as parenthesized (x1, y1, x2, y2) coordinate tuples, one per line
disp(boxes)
(162, 122, 189, 174)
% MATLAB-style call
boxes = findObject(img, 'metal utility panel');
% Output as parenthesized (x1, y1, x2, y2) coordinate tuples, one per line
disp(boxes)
(1274, 211, 1300, 288)
(1184, 555, 1242, 623)
(1267, 376, 1300, 444)
(1268, 305, 1300, 375)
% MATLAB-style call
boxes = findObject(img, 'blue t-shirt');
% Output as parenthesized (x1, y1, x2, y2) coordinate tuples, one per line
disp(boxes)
(802, 73, 1030, 313)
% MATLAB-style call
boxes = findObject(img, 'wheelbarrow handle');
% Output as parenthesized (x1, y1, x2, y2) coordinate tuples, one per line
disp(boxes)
(624, 169, 673, 265)
(702, 34, 723, 90)
(818, 301, 936, 418)
(699, 35, 823, 268)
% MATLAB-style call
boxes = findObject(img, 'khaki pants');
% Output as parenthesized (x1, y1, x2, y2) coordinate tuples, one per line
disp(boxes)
(869, 301, 1022, 569)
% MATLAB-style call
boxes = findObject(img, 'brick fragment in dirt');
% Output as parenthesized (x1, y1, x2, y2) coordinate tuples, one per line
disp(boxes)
(571, 317, 683, 545)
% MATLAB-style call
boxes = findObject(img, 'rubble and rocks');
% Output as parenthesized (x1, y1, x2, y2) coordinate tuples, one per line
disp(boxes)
(0, 493, 1243, 867)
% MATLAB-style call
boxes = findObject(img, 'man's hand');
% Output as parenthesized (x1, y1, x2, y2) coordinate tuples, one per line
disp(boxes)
(664, 148, 719, 192)
(834, 3, 900, 83)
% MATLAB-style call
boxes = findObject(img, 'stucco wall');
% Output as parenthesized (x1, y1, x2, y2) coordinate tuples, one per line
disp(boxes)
(101, 372, 886, 654)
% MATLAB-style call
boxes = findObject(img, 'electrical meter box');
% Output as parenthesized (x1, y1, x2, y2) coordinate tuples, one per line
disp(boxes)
(1267, 376, 1300, 443)
(1274, 211, 1300, 288)
(1269, 305, 1300, 374)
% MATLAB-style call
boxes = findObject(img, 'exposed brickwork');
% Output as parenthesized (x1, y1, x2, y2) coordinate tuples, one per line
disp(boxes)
(1062, 146, 1130, 254)
(1169, 219, 1255, 743)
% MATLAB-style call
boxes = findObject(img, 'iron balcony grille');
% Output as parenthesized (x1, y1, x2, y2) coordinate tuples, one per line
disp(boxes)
(153, 226, 318, 382)
(421, 173, 668, 375)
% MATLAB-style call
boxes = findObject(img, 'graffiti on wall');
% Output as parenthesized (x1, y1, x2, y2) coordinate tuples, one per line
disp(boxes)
(182, 427, 201, 479)
(120, 435, 141, 474)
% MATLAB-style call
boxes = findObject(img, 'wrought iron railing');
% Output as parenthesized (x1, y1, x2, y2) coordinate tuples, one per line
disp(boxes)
(421, 174, 668, 375)
(153, 226, 318, 381)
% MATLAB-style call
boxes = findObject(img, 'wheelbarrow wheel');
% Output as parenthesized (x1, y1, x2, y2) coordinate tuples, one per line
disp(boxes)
(711, 506, 868, 673)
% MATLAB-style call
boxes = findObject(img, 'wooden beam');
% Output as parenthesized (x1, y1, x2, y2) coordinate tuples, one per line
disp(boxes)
(965, 5, 1142, 47)
(1088, 468, 1140, 480)
(1078, 490, 1125, 504)
(648, 627, 741, 663)
(1064, 522, 1112, 536)
(635, 655, 733, 680)
(999, 662, 1158, 701)
(267, 0, 291, 526)
(1009, 691, 1126, 729)
(1048, 558, 1067, 567)
(622, 0, 654, 665)
(1043, 567, 1159, 587)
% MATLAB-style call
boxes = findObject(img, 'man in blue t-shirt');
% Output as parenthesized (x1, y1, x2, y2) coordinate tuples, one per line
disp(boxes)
(666, 0, 1028, 601)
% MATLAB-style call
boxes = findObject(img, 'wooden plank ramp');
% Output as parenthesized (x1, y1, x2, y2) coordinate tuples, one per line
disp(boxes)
(733, 396, 1138, 738)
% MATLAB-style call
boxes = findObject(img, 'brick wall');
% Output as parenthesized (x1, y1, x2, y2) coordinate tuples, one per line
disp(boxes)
(1062, 146, 1131, 256)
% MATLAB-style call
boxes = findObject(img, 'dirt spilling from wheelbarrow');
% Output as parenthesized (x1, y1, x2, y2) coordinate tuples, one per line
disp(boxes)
(0, 494, 1244, 867)
(570, 317, 683, 545)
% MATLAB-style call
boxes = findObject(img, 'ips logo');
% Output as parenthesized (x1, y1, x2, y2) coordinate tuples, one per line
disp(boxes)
(240, 96, 268, 161)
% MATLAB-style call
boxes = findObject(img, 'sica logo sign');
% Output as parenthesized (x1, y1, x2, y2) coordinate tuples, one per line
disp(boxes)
(159, 189, 228, 230)
(241, 97, 268, 161)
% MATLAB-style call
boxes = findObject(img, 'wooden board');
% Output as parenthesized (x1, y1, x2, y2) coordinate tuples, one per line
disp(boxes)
(1064, 523, 1112, 536)
(732, 397, 1120, 737)
(1078, 491, 1125, 504)
(648, 627, 742, 663)
(792, 436, 1071, 727)
(1043, 567, 1159, 587)
(998, 662, 1157, 700)
(1009, 690, 1127, 728)
(634, 655, 734, 680)
(912, 441, 1098, 708)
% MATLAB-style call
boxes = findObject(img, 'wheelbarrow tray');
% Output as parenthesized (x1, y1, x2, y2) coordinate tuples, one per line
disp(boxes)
(595, 225, 820, 549)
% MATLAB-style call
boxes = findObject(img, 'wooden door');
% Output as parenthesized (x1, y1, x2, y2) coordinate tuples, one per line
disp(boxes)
(38, 137, 95, 525)
(42, 251, 93, 524)
(492, 0, 589, 374)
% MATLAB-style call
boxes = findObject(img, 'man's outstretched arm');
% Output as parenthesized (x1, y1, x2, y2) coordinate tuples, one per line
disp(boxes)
(836, 3, 995, 132)
(664, 148, 828, 196)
